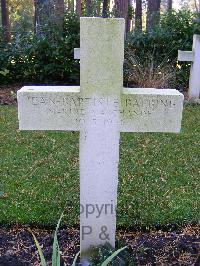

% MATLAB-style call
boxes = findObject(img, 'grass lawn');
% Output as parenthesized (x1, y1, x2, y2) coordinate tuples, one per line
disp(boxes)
(0, 105, 199, 228)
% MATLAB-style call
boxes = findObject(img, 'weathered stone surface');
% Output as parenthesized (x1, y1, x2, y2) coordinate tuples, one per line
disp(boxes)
(18, 87, 183, 133)
(74, 48, 80, 59)
(17, 86, 80, 131)
(79, 17, 124, 255)
(178, 51, 194, 62)
(189, 35, 200, 98)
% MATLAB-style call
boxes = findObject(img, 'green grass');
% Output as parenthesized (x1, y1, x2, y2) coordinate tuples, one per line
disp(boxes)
(0, 105, 199, 227)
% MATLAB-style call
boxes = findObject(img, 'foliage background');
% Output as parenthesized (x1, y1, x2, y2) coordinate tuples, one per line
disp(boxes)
(0, 11, 80, 85)
(0, 7, 200, 91)
(125, 10, 200, 90)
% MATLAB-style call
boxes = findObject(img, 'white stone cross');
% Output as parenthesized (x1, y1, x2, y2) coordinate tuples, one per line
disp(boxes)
(18, 18, 184, 261)
(178, 34, 200, 98)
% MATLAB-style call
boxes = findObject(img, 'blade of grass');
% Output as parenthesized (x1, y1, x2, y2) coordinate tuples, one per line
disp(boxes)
(101, 246, 127, 266)
(72, 251, 80, 266)
(29, 229, 47, 266)
(52, 212, 64, 266)
(52, 234, 60, 266)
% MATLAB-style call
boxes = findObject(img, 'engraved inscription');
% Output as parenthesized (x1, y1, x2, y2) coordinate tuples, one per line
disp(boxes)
(27, 95, 176, 125)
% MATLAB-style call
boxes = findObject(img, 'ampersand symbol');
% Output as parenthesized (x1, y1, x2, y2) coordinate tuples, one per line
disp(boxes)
(99, 226, 110, 240)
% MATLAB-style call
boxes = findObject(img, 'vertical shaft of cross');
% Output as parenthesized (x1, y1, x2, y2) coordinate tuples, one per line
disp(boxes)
(79, 18, 125, 258)
(189, 35, 200, 98)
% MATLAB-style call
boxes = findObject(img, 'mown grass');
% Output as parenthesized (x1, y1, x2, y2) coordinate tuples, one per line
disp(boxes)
(0, 105, 199, 227)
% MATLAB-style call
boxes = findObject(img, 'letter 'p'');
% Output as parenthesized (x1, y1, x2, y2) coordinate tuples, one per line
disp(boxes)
(81, 226, 92, 240)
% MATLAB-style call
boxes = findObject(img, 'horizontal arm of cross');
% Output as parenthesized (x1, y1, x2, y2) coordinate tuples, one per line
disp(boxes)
(74, 48, 80, 60)
(18, 86, 184, 133)
(178, 50, 194, 62)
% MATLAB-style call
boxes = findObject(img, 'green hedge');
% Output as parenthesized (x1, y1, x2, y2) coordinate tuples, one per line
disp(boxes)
(124, 10, 200, 90)
(0, 12, 80, 85)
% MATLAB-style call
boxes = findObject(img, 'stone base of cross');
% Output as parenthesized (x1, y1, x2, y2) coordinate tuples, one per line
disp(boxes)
(18, 18, 184, 261)
(178, 34, 200, 99)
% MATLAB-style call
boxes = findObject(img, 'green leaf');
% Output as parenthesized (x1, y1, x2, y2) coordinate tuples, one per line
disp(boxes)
(52, 234, 60, 266)
(0, 69, 9, 76)
(31, 230, 47, 266)
(101, 246, 127, 266)
(72, 251, 80, 266)
(52, 212, 64, 266)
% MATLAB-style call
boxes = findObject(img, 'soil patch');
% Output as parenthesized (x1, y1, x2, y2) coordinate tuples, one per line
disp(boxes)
(0, 225, 199, 265)
(0, 85, 21, 105)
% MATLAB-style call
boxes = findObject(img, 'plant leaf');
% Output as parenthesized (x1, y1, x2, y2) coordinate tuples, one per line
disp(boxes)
(101, 246, 127, 266)
(52, 234, 60, 266)
(52, 212, 64, 266)
(72, 251, 80, 266)
(0, 69, 9, 76)
(30, 230, 47, 266)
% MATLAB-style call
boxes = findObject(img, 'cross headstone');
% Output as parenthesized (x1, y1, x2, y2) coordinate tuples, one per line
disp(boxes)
(178, 34, 200, 98)
(17, 17, 184, 261)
